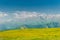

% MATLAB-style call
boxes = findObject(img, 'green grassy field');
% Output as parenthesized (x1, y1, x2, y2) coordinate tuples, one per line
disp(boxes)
(0, 28, 60, 40)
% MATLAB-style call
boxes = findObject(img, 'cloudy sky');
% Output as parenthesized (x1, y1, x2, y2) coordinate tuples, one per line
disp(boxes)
(0, 0, 60, 30)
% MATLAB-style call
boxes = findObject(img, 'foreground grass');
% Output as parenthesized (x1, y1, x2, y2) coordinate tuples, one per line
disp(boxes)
(0, 28, 60, 40)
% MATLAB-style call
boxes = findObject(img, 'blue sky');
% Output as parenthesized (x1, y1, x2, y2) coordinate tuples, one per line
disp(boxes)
(0, 0, 60, 30)
(0, 0, 59, 13)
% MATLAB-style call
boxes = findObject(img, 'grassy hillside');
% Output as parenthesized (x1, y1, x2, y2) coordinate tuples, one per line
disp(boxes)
(0, 28, 60, 40)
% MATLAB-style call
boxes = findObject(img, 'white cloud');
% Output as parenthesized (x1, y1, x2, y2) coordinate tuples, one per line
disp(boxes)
(0, 12, 8, 17)
(4, 14, 8, 16)
(0, 11, 60, 30)
(0, 11, 60, 24)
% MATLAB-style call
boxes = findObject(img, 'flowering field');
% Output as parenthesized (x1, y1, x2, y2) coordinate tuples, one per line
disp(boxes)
(0, 28, 60, 40)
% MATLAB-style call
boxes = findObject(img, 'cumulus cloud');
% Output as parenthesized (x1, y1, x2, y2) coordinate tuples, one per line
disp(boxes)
(0, 11, 60, 30)
(0, 12, 8, 18)
(0, 11, 60, 24)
